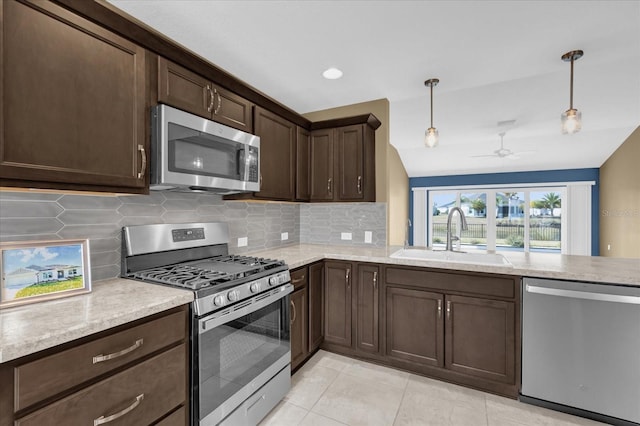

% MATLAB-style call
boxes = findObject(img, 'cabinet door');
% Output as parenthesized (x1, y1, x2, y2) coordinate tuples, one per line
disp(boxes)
(309, 129, 334, 201)
(296, 127, 310, 201)
(445, 294, 516, 384)
(308, 262, 324, 352)
(290, 287, 308, 370)
(158, 57, 210, 118)
(323, 262, 352, 348)
(336, 125, 364, 201)
(254, 107, 295, 200)
(211, 84, 254, 133)
(1, 0, 147, 190)
(356, 264, 379, 354)
(385, 286, 444, 367)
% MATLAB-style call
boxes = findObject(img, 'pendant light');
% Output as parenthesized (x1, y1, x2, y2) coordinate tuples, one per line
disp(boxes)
(561, 50, 584, 134)
(424, 78, 439, 147)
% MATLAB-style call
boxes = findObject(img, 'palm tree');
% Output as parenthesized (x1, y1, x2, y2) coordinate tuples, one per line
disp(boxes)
(541, 192, 561, 216)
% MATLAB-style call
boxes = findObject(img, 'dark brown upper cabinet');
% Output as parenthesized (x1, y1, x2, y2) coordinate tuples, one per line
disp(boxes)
(157, 57, 254, 133)
(0, 0, 149, 193)
(296, 127, 311, 201)
(309, 114, 381, 202)
(253, 107, 296, 200)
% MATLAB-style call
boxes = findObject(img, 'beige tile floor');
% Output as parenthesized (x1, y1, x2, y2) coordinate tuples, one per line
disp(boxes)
(260, 350, 605, 426)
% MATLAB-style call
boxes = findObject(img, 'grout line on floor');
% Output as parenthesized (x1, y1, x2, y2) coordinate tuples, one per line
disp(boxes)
(390, 373, 411, 426)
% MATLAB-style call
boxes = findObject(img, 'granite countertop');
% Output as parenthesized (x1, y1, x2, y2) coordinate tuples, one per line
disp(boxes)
(249, 244, 640, 287)
(0, 278, 193, 364)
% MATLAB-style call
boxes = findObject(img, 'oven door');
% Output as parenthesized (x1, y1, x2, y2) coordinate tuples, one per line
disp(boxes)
(196, 284, 292, 425)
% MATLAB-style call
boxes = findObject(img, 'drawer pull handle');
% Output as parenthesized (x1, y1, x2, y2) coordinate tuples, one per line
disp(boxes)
(446, 300, 451, 320)
(206, 85, 215, 112)
(372, 271, 378, 289)
(437, 299, 442, 319)
(94, 393, 144, 425)
(214, 89, 222, 114)
(93, 338, 143, 364)
(345, 268, 350, 288)
(291, 275, 306, 283)
(357, 175, 362, 194)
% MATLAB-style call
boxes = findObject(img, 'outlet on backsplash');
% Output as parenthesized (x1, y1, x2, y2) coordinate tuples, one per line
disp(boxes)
(281, 232, 288, 241)
(364, 231, 373, 244)
(237, 237, 248, 247)
(341, 232, 352, 241)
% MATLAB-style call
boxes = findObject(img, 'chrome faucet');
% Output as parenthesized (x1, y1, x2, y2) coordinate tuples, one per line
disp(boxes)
(446, 207, 468, 251)
(404, 218, 412, 249)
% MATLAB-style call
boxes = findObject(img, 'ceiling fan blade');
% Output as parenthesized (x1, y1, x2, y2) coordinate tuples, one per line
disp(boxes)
(471, 154, 499, 158)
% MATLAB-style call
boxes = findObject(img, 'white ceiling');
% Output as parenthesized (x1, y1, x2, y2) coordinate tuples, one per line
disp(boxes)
(109, 0, 640, 178)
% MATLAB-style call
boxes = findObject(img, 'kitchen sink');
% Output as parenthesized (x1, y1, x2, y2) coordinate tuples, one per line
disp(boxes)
(390, 248, 513, 267)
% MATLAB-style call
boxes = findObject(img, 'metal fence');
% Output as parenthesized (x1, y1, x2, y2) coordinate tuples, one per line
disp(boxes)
(433, 223, 561, 241)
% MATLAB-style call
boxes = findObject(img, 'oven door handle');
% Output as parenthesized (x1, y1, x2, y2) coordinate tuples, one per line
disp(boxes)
(199, 283, 293, 333)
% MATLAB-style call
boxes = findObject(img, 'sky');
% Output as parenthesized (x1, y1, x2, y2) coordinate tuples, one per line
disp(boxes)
(2, 243, 84, 274)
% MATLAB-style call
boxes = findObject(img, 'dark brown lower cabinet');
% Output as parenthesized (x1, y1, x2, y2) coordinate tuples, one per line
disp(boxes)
(308, 262, 324, 352)
(290, 286, 308, 370)
(318, 261, 520, 398)
(290, 263, 323, 371)
(323, 261, 352, 348)
(445, 294, 515, 384)
(355, 264, 380, 354)
(0, 306, 189, 426)
(385, 286, 443, 367)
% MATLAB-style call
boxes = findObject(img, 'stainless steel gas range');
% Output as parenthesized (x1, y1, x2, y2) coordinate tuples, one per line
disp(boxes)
(121, 222, 292, 426)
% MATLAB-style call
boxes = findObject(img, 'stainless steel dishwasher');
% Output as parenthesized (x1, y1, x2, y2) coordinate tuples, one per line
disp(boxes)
(521, 277, 640, 426)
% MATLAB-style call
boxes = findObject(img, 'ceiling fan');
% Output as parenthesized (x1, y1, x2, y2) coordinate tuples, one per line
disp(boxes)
(472, 131, 533, 159)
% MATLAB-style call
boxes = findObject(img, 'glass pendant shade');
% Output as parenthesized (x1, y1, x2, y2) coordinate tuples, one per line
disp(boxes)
(561, 108, 582, 134)
(425, 127, 439, 148)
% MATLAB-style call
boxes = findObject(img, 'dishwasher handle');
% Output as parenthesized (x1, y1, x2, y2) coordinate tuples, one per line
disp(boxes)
(525, 284, 640, 305)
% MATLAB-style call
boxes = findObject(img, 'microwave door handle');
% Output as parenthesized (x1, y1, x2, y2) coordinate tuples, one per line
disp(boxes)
(237, 148, 245, 179)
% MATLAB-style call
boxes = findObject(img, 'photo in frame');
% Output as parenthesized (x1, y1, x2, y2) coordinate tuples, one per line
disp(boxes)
(0, 239, 91, 309)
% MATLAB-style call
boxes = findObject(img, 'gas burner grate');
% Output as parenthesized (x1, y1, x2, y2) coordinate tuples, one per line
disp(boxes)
(133, 264, 233, 290)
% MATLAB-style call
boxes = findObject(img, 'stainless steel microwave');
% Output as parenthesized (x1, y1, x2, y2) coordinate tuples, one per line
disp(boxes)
(150, 104, 260, 193)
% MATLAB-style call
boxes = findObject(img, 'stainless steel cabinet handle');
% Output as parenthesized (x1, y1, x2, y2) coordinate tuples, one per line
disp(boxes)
(446, 300, 451, 320)
(137, 145, 146, 180)
(93, 338, 143, 364)
(346, 268, 350, 288)
(437, 299, 442, 319)
(290, 300, 297, 324)
(94, 394, 144, 425)
(214, 89, 222, 114)
(291, 275, 306, 284)
(357, 176, 362, 194)
(373, 271, 378, 289)
(206, 85, 214, 112)
(327, 178, 333, 195)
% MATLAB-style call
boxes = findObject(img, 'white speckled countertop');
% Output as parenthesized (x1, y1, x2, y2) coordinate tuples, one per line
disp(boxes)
(0, 278, 193, 364)
(249, 244, 640, 287)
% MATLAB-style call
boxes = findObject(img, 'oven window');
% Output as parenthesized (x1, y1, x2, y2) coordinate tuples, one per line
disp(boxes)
(197, 296, 290, 420)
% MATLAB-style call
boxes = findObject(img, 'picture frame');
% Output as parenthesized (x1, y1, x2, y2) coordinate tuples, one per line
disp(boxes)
(0, 239, 91, 309)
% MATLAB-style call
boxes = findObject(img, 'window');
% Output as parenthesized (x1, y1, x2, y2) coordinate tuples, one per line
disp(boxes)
(413, 181, 593, 255)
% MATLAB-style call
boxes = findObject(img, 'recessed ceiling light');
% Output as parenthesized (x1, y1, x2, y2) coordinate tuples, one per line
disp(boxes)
(322, 67, 343, 80)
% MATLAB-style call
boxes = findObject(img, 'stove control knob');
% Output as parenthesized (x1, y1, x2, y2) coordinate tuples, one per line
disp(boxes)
(227, 290, 239, 302)
(213, 295, 225, 307)
(269, 277, 277, 286)
(250, 282, 260, 293)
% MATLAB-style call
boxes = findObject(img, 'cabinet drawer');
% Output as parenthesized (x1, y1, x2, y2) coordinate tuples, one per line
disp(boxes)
(385, 267, 516, 299)
(290, 267, 308, 291)
(15, 344, 187, 426)
(15, 310, 187, 411)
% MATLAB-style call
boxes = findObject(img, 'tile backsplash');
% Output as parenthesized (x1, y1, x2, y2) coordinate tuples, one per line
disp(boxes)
(0, 191, 386, 281)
